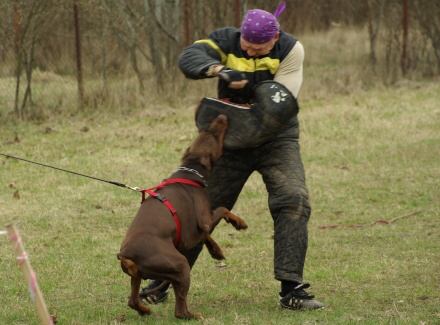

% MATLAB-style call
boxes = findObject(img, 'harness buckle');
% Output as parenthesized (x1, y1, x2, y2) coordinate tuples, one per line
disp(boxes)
(155, 193, 166, 202)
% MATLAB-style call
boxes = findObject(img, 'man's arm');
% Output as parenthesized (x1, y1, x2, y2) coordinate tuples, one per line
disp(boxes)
(178, 41, 248, 89)
(273, 41, 304, 98)
(178, 42, 223, 79)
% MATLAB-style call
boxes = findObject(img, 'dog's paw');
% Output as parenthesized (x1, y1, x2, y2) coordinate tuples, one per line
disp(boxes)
(235, 219, 248, 230)
(228, 217, 248, 230)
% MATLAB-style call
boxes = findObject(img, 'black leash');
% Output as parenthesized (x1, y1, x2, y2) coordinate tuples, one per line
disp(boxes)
(0, 153, 141, 192)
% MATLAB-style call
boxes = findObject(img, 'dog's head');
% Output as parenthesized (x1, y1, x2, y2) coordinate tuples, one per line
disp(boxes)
(183, 114, 228, 171)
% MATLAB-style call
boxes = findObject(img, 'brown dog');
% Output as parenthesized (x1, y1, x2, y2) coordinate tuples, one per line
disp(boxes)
(117, 115, 247, 319)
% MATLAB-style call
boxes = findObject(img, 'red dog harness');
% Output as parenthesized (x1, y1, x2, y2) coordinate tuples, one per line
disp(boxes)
(140, 178, 202, 246)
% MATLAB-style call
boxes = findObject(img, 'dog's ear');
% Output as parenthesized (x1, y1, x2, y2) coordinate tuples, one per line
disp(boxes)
(182, 147, 191, 161)
(199, 154, 212, 171)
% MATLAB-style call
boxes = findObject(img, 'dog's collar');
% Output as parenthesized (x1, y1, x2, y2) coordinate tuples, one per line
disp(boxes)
(173, 167, 208, 187)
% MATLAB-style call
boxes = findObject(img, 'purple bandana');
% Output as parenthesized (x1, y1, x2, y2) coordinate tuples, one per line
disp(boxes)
(241, 2, 286, 44)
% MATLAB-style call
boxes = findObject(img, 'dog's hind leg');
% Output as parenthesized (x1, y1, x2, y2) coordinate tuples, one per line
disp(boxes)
(128, 276, 151, 316)
(118, 256, 151, 316)
(211, 207, 248, 230)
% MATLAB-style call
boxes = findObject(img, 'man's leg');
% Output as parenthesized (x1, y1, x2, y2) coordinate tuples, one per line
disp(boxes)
(207, 148, 255, 210)
(257, 137, 323, 309)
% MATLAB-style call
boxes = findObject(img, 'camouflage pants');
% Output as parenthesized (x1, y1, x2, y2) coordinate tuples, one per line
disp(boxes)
(207, 126, 311, 284)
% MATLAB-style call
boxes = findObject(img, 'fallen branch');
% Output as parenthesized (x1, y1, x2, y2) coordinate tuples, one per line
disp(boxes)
(318, 209, 422, 229)
(389, 209, 422, 223)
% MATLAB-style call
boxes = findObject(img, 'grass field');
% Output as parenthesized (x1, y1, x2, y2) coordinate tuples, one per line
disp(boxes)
(0, 79, 439, 324)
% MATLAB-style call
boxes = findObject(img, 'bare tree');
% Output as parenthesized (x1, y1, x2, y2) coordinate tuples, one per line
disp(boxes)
(413, 0, 440, 74)
(143, 0, 182, 90)
(104, 0, 147, 90)
(366, 0, 387, 66)
(5, 0, 60, 118)
(401, 0, 409, 75)
(0, 2, 15, 74)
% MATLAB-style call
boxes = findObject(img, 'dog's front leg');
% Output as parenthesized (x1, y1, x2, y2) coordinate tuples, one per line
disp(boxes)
(211, 207, 248, 230)
(203, 233, 225, 260)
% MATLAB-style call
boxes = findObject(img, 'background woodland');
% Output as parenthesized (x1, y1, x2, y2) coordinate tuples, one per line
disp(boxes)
(0, 0, 439, 119)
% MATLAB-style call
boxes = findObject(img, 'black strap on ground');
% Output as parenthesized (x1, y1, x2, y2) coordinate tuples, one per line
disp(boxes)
(0, 152, 141, 192)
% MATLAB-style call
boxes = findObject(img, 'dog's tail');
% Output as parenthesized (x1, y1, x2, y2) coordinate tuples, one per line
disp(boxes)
(117, 254, 141, 278)
(139, 281, 171, 298)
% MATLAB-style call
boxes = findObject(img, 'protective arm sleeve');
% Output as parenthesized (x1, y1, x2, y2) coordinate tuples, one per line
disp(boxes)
(274, 41, 304, 98)
(178, 42, 223, 80)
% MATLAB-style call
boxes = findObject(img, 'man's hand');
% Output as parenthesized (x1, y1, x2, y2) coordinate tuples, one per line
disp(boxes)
(218, 68, 246, 82)
(217, 67, 249, 89)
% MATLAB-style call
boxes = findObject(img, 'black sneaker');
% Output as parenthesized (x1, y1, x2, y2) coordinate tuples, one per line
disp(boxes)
(279, 283, 324, 310)
(139, 280, 170, 304)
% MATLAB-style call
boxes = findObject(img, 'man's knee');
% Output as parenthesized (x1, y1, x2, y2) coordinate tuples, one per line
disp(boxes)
(269, 188, 311, 220)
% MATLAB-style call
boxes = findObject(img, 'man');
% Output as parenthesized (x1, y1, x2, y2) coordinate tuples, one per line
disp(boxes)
(142, 3, 324, 310)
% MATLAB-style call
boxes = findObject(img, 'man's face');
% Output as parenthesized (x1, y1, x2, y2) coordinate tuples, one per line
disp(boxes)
(240, 34, 279, 58)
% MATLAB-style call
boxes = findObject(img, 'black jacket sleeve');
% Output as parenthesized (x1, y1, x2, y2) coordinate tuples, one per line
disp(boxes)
(178, 42, 223, 79)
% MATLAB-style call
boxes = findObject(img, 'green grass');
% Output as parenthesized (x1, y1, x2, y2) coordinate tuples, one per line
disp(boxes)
(0, 80, 439, 324)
